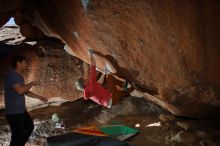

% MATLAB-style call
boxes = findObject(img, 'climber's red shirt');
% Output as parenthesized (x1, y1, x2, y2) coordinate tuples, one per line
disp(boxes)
(84, 66, 112, 107)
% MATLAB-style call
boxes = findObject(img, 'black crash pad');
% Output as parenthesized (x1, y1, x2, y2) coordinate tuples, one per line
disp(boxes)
(47, 132, 135, 146)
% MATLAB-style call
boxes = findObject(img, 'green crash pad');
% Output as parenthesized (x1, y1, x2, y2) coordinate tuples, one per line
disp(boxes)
(99, 123, 139, 141)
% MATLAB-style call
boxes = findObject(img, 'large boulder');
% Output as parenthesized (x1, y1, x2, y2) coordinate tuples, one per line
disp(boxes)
(1, 0, 220, 117)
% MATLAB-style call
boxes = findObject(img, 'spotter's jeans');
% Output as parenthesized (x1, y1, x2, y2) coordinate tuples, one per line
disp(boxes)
(6, 111, 34, 146)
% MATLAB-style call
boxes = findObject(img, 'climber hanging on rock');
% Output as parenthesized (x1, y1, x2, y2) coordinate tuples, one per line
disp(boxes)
(75, 49, 134, 108)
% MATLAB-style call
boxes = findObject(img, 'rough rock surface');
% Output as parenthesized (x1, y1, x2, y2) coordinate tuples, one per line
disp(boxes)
(0, 0, 220, 117)
(1, 97, 220, 146)
(0, 26, 25, 44)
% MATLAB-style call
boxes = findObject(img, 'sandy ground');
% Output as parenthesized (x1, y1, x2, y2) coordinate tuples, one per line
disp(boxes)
(0, 97, 220, 146)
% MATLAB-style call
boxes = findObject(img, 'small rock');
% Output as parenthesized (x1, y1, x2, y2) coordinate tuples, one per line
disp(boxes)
(176, 121, 190, 130)
(171, 131, 197, 144)
(196, 131, 208, 138)
(164, 123, 170, 126)
(200, 138, 216, 146)
(159, 114, 175, 122)
(135, 123, 141, 128)
(130, 89, 144, 98)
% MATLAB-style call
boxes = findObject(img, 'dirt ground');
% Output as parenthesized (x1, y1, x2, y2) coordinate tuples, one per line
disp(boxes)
(0, 97, 220, 146)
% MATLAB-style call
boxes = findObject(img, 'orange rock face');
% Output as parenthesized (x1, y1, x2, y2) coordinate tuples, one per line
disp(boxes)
(1, 0, 220, 117)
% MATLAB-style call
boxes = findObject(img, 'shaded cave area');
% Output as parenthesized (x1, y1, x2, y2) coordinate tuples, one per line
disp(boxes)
(0, 0, 220, 145)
